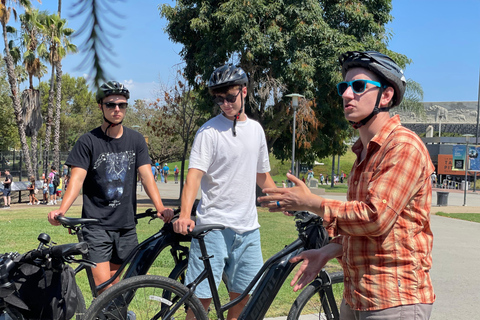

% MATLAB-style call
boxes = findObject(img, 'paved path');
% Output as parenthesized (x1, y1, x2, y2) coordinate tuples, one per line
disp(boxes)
(146, 182, 480, 320)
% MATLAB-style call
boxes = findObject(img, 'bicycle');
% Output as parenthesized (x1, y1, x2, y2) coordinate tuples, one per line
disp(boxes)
(0, 233, 94, 320)
(56, 208, 193, 298)
(83, 211, 344, 320)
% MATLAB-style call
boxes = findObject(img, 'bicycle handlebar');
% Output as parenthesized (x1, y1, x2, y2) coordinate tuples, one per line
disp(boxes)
(20, 242, 88, 263)
(134, 208, 181, 222)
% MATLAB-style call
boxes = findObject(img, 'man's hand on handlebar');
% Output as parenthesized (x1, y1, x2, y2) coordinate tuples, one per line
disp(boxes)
(48, 209, 65, 226)
(157, 207, 174, 223)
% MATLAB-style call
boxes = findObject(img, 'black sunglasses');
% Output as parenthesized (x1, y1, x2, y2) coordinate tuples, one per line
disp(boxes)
(103, 102, 128, 109)
(213, 89, 242, 106)
(336, 79, 383, 96)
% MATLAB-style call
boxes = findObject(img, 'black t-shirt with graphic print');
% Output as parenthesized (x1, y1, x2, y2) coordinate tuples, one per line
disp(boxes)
(66, 126, 151, 230)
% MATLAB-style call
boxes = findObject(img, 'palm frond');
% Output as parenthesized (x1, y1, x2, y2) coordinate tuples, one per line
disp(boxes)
(70, 0, 125, 89)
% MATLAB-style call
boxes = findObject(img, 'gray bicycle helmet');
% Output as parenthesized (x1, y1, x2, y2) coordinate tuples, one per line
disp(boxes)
(96, 80, 130, 103)
(339, 51, 407, 128)
(208, 65, 248, 137)
(208, 65, 248, 90)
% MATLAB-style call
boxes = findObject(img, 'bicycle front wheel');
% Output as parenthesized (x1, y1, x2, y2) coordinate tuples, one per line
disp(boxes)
(84, 275, 207, 320)
(287, 272, 344, 320)
(74, 284, 87, 320)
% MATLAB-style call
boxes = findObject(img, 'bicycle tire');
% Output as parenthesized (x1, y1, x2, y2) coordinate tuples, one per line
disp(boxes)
(287, 271, 344, 320)
(83, 275, 207, 320)
(74, 284, 87, 320)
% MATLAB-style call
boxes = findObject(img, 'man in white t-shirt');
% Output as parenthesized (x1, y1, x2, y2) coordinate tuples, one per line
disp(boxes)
(173, 65, 276, 320)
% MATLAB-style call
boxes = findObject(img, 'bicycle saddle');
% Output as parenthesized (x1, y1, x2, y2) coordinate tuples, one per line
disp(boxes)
(189, 224, 225, 237)
(56, 216, 101, 228)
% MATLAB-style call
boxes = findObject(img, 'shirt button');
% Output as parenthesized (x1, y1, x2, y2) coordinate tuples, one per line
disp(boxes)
(345, 276, 350, 281)
(354, 181, 358, 185)
(382, 199, 387, 203)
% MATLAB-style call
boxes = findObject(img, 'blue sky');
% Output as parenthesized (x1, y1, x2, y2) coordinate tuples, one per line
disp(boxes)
(12, 0, 480, 103)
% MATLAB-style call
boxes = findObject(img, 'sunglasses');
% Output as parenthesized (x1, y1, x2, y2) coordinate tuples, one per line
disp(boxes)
(336, 79, 383, 96)
(213, 89, 241, 106)
(103, 102, 128, 109)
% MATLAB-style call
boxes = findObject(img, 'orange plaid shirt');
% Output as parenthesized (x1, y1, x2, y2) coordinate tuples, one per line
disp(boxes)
(322, 115, 435, 311)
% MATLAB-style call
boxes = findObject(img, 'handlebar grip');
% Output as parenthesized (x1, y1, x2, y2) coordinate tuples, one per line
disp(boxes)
(20, 242, 88, 263)
(49, 242, 88, 258)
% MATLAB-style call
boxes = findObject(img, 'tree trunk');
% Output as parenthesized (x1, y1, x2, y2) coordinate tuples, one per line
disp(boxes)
(31, 132, 38, 179)
(21, 89, 42, 179)
(2, 22, 33, 176)
(44, 62, 55, 174)
(53, 60, 62, 170)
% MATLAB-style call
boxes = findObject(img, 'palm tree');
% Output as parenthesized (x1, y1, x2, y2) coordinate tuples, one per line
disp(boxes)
(0, 0, 34, 176)
(20, 8, 44, 178)
(397, 79, 426, 118)
(37, 12, 76, 173)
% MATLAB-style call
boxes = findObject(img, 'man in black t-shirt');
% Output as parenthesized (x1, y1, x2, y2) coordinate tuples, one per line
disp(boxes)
(2, 169, 12, 208)
(48, 81, 174, 293)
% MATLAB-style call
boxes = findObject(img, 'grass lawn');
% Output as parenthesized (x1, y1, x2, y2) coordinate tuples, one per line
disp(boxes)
(435, 212, 480, 223)
(0, 205, 342, 318)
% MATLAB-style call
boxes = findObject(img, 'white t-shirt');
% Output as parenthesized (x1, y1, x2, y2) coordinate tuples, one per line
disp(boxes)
(189, 114, 271, 234)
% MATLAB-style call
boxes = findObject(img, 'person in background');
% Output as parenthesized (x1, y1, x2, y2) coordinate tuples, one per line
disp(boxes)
(151, 163, 158, 181)
(42, 177, 48, 204)
(163, 163, 169, 183)
(27, 176, 40, 205)
(259, 51, 435, 319)
(56, 175, 63, 200)
(174, 165, 179, 184)
(2, 169, 12, 208)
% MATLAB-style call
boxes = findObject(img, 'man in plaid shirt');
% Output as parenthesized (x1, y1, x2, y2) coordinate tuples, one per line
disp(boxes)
(259, 51, 435, 319)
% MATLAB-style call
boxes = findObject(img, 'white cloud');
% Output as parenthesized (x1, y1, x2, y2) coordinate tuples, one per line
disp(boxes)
(121, 80, 161, 102)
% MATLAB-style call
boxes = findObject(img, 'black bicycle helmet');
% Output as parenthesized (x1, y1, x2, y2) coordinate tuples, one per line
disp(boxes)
(339, 51, 407, 128)
(208, 64, 248, 90)
(96, 80, 130, 103)
(208, 65, 248, 137)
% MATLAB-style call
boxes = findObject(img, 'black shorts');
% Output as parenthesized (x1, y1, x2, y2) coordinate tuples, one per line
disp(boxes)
(82, 226, 138, 264)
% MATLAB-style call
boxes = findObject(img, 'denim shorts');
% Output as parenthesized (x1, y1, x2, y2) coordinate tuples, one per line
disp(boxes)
(48, 186, 55, 195)
(3, 187, 11, 197)
(185, 228, 263, 299)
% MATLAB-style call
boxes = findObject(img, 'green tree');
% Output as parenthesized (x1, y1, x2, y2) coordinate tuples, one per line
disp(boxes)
(0, 0, 34, 175)
(397, 78, 425, 116)
(37, 11, 76, 171)
(0, 56, 18, 150)
(159, 0, 410, 166)
(147, 71, 208, 197)
(19, 8, 45, 177)
(38, 74, 99, 152)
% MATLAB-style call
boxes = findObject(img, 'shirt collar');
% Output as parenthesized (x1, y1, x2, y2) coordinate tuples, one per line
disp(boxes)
(351, 115, 402, 156)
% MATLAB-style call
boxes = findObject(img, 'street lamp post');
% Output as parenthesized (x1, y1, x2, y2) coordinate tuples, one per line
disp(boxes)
(285, 94, 304, 183)
(462, 134, 474, 206)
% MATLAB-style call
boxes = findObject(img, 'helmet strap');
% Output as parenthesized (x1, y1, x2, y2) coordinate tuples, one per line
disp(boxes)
(349, 86, 390, 129)
(231, 87, 245, 137)
(101, 107, 123, 138)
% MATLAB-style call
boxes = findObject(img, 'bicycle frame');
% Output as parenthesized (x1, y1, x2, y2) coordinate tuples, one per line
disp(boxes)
(176, 231, 306, 320)
(68, 217, 191, 297)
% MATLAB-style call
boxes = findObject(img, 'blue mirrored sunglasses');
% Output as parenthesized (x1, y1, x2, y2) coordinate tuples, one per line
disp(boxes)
(336, 79, 383, 96)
